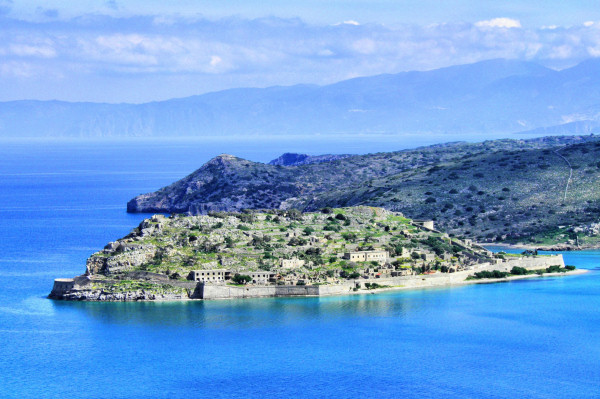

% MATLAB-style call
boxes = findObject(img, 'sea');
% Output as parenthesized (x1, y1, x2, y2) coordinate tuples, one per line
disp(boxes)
(0, 137, 599, 399)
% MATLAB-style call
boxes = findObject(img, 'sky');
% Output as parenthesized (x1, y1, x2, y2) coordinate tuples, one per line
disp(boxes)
(2, 0, 600, 103)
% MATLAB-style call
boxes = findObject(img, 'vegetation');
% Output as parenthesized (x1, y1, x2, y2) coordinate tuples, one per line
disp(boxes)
(469, 264, 576, 280)
(129, 135, 600, 248)
(231, 274, 252, 285)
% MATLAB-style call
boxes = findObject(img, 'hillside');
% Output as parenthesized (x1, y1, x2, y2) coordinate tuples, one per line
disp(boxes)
(51, 207, 501, 300)
(5, 59, 600, 138)
(50, 206, 574, 301)
(128, 135, 600, 248)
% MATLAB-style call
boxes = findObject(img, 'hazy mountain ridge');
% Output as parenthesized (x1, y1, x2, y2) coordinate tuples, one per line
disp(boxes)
(127, 135, 600, 246)
(4, 59, 600, 137)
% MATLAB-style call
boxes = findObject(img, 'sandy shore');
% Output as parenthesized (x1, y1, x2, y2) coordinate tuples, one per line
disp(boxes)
(177, 269, 590, 301)
(347, 268, 589, 297)
(478, 242, 600, 251)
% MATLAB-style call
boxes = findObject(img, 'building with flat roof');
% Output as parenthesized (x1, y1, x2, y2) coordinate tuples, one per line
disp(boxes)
(188, 269, 231, 283)
(343, 250, 388, 264)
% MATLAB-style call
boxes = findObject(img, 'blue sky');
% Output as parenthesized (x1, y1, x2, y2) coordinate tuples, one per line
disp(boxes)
(2, 1, 600, 102)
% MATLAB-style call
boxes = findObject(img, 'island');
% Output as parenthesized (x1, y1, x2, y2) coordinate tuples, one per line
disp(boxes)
(50, 206, 576, 301)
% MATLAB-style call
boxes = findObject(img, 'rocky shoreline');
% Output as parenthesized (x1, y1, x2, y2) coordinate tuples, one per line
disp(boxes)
(49, 268, 586, 302)
(50, 254, 577, 302)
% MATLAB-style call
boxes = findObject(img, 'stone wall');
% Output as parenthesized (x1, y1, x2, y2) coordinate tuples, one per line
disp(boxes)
(199, 254, 565, 300)
(51, 255, 564, 301)
(200, 284, 320, 299)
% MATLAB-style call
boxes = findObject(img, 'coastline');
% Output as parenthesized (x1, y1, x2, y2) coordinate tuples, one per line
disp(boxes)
(50, 260, 587, 303)
(76, 269, 590, 302)
(354, 268, 588, 297)
(479, 241, 600, 251)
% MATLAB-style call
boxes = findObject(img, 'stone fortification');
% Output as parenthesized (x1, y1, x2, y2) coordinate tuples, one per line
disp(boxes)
(50, 254, 566, 301)
(196, 254, 567, 300)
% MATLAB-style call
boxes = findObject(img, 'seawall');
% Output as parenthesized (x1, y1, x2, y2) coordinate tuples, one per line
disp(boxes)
(50, 254, 567, 301)
(201, 255, 565, 300)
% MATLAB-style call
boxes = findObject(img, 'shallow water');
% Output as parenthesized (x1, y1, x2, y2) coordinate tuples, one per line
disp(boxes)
(0, 139, 599, 398)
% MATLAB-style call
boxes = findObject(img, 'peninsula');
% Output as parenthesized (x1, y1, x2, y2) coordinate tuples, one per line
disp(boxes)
(127, 135, 600, 250)
(50, 207, 574, 301)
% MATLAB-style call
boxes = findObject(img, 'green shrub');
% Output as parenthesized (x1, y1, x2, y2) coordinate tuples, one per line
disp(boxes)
(473, 270, 510, 279)
(510, 266, 528, 275)
(231, 274, 252, 284)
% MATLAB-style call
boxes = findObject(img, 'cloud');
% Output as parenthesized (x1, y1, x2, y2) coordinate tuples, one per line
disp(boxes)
(210, 55, 221, 66)
(1, 14, 600, 102)
(9, 43, 56, 58)
(475, 18, 522, 29)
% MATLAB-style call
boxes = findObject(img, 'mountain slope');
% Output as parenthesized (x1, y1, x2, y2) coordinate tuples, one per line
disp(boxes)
(127, 135, 600, 247)
(4, 59, 600, 137)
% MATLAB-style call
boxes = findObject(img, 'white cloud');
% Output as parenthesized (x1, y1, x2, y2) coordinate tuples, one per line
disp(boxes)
(343, 20, 360, 26)
(9, 44, 56, 58)
(584, 21, 595, 27)
(0, 61, 35, 77)
(210, 55, 221, 66)
(1, 14, 600, 102)
(588, 46, 600, 57)
(318, 49, 334, 56)
(548, 44, 574, 59)
(475, 18, 521, 29)
(352, 38, 376, 54)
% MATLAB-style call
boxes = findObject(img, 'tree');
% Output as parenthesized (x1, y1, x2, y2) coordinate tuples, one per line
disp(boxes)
(232, 274, 252, 285)
(303, 227, 315, 236)
(286, 209, 303, 221)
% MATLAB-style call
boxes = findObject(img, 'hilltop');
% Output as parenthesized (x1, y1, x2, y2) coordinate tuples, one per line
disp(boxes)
(5, 59, 600, 138)
(128, 135, 600, 248)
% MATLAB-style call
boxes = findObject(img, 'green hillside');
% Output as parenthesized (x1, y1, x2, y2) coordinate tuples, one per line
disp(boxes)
(128, 135, 600, 248)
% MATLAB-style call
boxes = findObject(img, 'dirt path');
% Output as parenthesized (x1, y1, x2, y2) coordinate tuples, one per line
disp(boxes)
(554, 147, 573, 202)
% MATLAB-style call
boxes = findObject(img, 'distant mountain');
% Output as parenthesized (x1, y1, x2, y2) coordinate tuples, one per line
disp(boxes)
(127, 135, 600, 247)
(4, 59, 600, 138)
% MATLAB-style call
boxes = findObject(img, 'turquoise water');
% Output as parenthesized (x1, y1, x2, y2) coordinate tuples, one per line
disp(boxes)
(0, 139, 599, 398)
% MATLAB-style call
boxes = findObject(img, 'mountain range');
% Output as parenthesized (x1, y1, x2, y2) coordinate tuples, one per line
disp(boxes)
(3, 59, 600, 138)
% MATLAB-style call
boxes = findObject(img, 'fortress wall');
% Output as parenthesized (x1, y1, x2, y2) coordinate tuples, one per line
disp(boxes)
(503, 255, 564, 270)
(200, 255, 565, 299)
(201, 284, 320, 299)
(52, 255, 566, 301)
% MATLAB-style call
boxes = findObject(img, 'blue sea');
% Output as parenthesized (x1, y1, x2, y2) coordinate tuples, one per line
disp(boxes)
(0, 137, 599, 399)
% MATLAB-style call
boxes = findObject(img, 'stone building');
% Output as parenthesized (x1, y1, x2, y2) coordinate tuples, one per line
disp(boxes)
(343, 250, 388, 264)
(244, 271, 277, 284)
(421, 253, 436, 262)
(281, 258, 306, 269)
(188, 269, 231, 283)
(414, 220, 435, 230)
